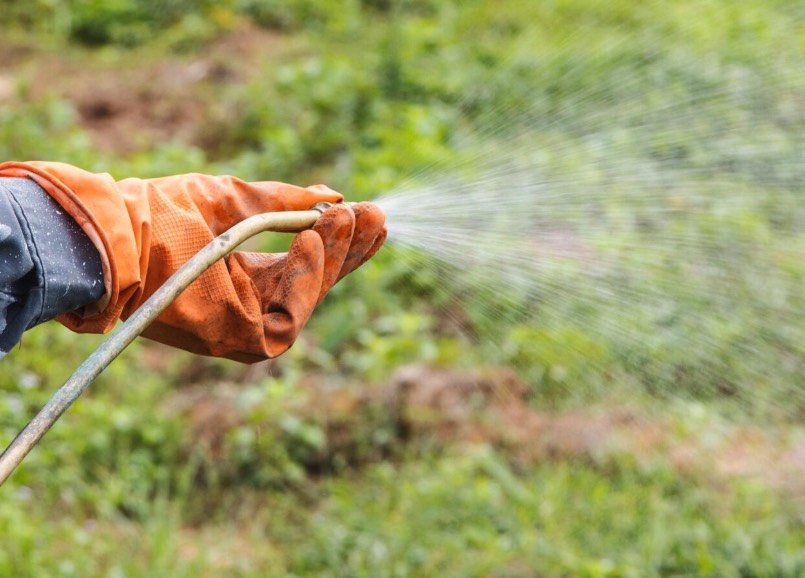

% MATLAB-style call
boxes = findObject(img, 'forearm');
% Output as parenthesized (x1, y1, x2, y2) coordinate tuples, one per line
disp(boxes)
(0, 177, 104, 358)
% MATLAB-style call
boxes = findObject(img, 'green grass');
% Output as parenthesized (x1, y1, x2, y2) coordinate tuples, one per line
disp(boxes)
(1, 0, 804, 575)
(2, 449, 803, 577)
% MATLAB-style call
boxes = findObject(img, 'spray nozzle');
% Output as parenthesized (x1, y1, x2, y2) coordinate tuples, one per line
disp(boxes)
(311, 201, 364, 213)
(310, 202, 335, 213)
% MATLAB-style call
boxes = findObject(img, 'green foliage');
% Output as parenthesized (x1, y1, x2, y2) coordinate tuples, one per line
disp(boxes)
(0, 0, 225, 46)
(0, 99, 95, 164)
(2, 449, 803, 577)
(287, 451, 805, 578)
(207, 54, 378, 181)
(235, 0, 351, 32)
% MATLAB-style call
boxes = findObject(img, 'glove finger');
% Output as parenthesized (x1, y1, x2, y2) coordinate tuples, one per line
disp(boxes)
(233, 251, 288, 290)
(311, 204, 356, 304)
(337, 202, 387, 282)
(213, 181, 344, 235)
(347, 225, 387, 277)
(249, 182, 343, 211)
(153, 175, 344, 235)
(261, 229, 325, 358)
(306, 183, 342, 199)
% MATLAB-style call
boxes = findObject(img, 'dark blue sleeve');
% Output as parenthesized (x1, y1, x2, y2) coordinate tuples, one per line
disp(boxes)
(0, 177, 104, 359)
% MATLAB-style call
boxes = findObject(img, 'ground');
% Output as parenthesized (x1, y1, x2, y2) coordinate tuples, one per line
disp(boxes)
(1, 24, 284, 155)
(169, 361, 805, 502)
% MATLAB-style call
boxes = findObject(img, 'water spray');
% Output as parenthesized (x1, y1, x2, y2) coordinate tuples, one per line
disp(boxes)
(0, 203, 335, 487)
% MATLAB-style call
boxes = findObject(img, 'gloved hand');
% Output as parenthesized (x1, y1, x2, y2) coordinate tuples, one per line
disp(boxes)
(0, 161, 386, 363)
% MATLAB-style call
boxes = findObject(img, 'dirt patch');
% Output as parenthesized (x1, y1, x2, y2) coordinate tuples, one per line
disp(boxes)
(69, 65, 208, 154)
(0, 74, 16, 101)
(13, 23, 286, 156)
(0, 37, 38, 70)
(167, 364, 805, 500)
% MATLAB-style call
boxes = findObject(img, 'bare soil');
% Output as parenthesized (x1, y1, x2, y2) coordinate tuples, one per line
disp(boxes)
(3, 23, 286, 155)
(169, 363, 805, 500)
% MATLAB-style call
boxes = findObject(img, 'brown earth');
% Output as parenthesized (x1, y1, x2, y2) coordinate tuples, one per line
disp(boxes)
(1, 23, 287, 155)
(168, 363, 805, 501)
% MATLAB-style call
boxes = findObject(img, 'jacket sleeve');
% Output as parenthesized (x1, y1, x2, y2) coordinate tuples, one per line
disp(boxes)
(0, 177, 104, 359)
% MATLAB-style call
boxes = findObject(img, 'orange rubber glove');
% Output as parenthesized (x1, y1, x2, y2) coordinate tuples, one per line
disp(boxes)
(0, 161, 386, 363)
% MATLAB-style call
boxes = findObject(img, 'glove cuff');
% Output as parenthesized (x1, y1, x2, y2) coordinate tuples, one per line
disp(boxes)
(0, 161, 141, 333)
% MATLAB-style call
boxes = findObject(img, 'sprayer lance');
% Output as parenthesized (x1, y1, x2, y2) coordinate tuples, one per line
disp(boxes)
(0, 203, 334, 487)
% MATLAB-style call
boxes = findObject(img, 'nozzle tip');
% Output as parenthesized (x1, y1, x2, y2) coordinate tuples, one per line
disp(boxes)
(310, 202, 335, 214)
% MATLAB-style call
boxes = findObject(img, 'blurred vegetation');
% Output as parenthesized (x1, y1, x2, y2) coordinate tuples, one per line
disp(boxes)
(1, 0, 804, 576)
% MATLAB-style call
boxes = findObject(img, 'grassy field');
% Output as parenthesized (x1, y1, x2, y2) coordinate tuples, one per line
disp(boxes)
(1, 1, 804, 576)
